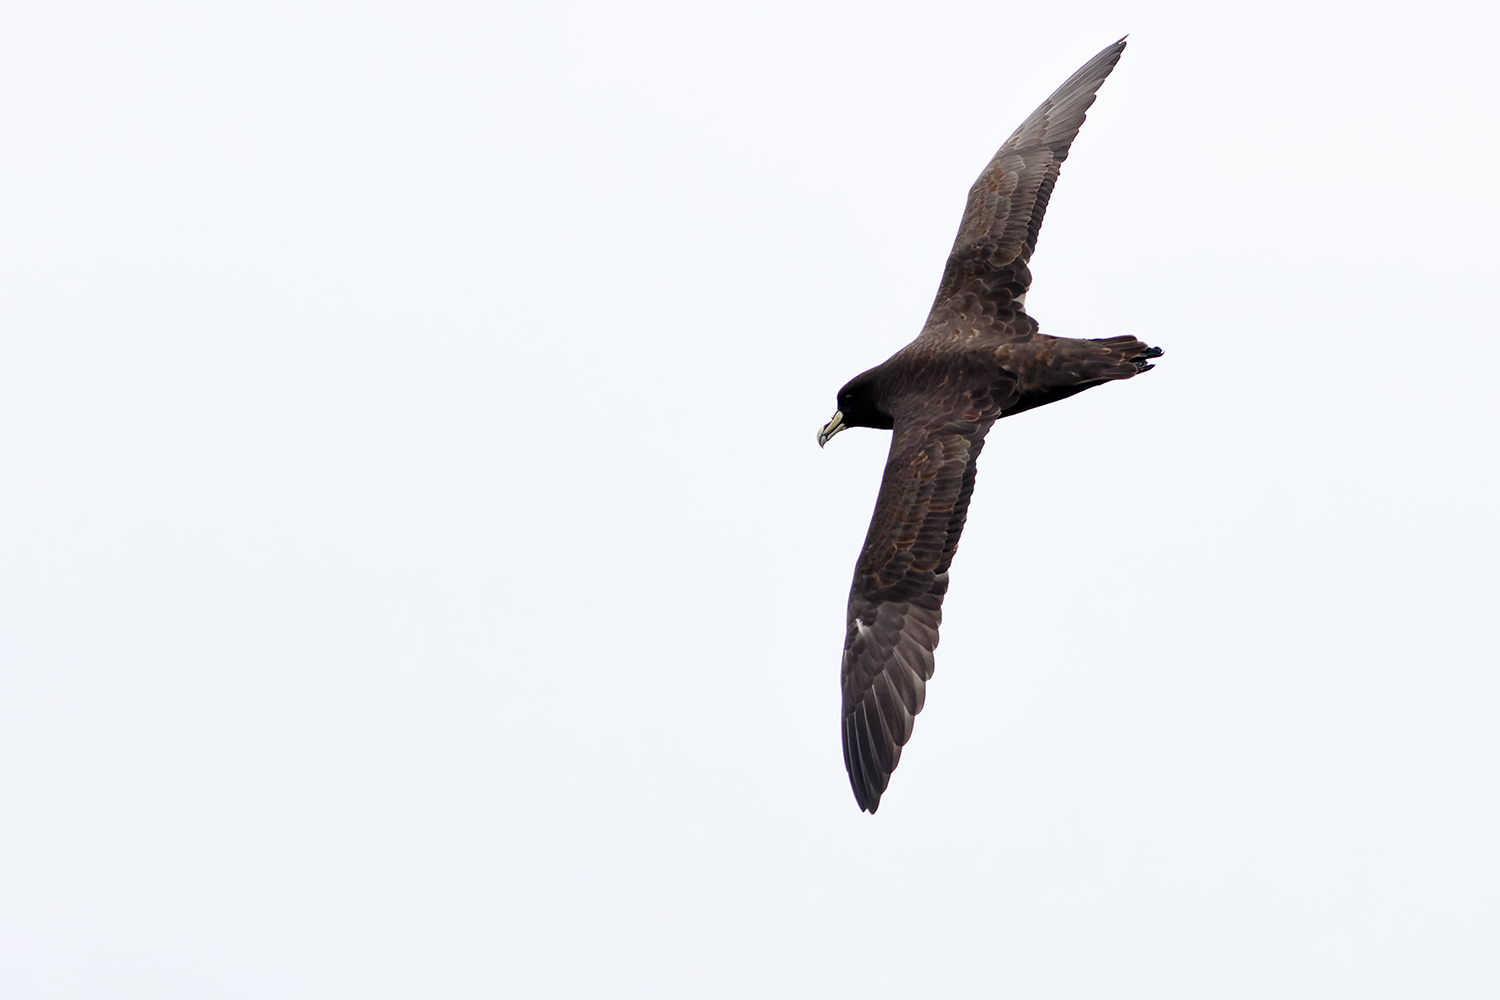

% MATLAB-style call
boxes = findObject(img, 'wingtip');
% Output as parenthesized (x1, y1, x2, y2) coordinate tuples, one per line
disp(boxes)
(852, 769, 885, 813)
(1071, 37, 1127, 85)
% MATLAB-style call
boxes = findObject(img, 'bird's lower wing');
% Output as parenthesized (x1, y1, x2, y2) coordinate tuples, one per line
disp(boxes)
(841, 377, 1015, 812)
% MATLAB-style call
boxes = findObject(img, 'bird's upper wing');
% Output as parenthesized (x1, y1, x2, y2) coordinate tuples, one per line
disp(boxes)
(840, 372, 1018, 812)
(930, 38, 1126, 312)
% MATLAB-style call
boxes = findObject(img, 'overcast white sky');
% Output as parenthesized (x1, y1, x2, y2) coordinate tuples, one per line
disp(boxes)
(2, 1, 1497, 996)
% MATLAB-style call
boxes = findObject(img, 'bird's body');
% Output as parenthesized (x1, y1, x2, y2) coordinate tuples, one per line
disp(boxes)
(819, 38, 1159, 813)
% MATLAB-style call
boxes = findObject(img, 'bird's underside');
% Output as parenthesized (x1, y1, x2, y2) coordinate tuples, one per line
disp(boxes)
(821, 38, 1162, 813)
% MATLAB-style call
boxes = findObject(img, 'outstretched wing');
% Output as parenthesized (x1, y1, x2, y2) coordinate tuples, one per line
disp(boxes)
(931, 38, 1126, 311)
(841, 376, 1017, 812)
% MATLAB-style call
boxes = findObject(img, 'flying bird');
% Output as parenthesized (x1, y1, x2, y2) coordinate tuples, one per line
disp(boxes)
(818, 38, 1160, 813)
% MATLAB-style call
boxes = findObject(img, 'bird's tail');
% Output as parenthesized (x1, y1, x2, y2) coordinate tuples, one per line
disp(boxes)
(998, 336, 1162, 419)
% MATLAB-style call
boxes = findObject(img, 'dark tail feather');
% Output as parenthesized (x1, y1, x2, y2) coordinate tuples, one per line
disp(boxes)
(1000, 338, 1162, 419)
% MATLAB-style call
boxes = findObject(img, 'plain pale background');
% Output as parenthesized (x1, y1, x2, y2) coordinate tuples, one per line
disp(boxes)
(2, 0, 1497, 996)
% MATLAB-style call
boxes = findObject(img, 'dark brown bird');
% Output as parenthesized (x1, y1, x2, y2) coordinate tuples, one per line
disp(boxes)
(818, 38, 1160, 813)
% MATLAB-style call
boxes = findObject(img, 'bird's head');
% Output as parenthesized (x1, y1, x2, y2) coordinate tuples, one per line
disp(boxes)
(817, 370, 894, 448)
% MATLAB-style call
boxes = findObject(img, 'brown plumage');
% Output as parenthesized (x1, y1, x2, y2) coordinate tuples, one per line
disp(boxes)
(817, 38, 1161, 813)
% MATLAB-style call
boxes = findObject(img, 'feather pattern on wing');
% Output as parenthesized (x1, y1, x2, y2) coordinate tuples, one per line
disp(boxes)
(932, 38, 1127, 312)
(840, 374, 1017, 812)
